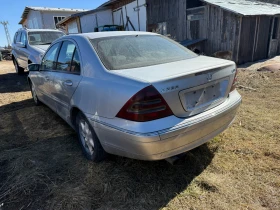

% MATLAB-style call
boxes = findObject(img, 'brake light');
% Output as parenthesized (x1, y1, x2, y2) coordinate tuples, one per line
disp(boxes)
(230, 69, 238, 92)
(116, 85, 173, 122)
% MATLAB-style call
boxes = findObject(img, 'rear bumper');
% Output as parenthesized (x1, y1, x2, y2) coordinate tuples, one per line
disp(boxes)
(89, 90, 242, 160)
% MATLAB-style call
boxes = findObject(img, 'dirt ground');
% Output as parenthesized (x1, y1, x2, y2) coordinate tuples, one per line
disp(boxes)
(0, 59, 279, 210)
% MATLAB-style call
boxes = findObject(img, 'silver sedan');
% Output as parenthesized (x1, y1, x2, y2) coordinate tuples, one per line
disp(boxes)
(27, 31, 242, 162)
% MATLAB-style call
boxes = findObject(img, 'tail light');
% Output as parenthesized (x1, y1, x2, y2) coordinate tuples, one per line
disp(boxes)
(230, 69, 238, 92)
(116, 85, 173, 122)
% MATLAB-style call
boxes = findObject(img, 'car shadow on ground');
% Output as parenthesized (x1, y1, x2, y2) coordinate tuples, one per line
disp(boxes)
(0, 72, 29, 94)
(0, 67, 215, 209)
(0, 98, 215, 210)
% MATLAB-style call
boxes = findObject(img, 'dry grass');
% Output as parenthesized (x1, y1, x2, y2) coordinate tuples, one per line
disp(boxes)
(0, 60, 279, 210)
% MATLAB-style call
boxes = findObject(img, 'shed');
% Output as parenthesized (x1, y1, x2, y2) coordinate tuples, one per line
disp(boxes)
(97, 0, 147, 31)
(146, 0, 203, 42)
(19, 7, 86, 29)
(57, 0, 147, 34)
(200, 0, 280, 64)
(56, 8, 113, 33)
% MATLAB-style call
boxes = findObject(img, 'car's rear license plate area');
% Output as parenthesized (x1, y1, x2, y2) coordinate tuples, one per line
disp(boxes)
(179, 78, 229, 112)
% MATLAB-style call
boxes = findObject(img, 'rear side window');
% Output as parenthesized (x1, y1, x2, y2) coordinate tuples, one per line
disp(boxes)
(41, 43, 61, 70)
(57, 41, 80, 73)
(57, 41, 75, 71)
(90, 35, 197, 70)
(21, 32, 27, 44)
(16, 32, 21, 43)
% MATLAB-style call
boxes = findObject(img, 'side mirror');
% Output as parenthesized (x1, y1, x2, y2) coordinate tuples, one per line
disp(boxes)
(28, 63, 40, 71)
(16, 42, 26, 48)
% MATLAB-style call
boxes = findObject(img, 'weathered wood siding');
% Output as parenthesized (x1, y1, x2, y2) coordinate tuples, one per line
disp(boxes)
(238, 17, 257, 64)
(204, 5, 241, 62)
(253, 16, 272, 61)
(147, 0, 198, 41)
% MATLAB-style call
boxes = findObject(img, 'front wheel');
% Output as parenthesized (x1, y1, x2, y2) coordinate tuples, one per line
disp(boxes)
(13, 59, 24, 75)
(76, 112, 107, 162)
(30, 82, 41, 106)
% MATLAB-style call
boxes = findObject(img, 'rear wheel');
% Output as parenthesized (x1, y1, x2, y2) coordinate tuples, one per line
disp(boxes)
(13, 59, 24, 75)
(30, 82, 41, 106)
(76, 112, 107, 162)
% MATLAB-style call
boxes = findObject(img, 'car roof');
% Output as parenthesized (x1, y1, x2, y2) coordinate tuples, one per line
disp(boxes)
(66, 31, 158, 39)
(17, 28, 63, 33)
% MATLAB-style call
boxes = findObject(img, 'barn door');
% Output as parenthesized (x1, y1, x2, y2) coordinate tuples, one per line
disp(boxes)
(238, 17, 257, 64)
(253, 16, 272, 61)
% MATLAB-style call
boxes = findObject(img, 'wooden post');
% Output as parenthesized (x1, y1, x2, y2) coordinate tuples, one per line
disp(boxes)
(252, 16, 259, 62)
(236, 16, 243, 64)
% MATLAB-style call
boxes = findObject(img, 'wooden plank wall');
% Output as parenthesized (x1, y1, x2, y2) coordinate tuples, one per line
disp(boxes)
(204, 5, 241, 62)
(146, 0, 186, 41)
(238, 17, 257, 64)
(253, 16, 272, 61)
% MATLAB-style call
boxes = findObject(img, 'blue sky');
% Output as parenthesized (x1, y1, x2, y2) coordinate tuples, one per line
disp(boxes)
(0, 0, 107, 47)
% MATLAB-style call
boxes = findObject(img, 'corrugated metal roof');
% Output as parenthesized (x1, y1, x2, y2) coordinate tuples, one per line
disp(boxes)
(19, 6, 88, 24)
(202, 0, 280, 16)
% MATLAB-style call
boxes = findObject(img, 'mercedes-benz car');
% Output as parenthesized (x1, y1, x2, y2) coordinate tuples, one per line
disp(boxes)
(12, 28, 64, 74)
(27, 31, 242, 162)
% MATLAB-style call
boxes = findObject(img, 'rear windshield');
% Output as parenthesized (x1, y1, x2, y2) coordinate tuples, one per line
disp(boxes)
(90, 35, 197, 70)
(28, 31, 64, 45)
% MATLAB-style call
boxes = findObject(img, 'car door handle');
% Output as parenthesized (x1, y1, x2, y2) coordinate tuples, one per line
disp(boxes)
(64, 80, 73, 86)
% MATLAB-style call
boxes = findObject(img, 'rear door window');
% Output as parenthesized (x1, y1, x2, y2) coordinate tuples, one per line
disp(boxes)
(20, 32, 27, 45)
(56, 40, 80, 73)
(16, 32, 22, 43)
(57, 41, 75, 71)
(41, 43, 61, 70)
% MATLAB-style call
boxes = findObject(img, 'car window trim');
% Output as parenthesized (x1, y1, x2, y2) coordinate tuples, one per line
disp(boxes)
(40, 38, 82, 75)
(39, 69, 80, 75)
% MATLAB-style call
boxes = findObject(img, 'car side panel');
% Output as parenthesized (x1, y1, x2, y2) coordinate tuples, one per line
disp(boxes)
(36, 71, 57, 110)
(53, 72, 83, 121)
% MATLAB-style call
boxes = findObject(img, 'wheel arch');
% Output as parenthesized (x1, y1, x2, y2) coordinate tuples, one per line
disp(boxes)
(70, 106, 82, 129)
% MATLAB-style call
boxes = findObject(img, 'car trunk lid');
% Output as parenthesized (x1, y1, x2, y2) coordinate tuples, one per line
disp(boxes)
(113, 56, 237, 118)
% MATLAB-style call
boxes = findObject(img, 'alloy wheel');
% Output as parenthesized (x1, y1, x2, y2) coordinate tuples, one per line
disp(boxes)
(31, 83, 38, 104)
(79, 119, 95, 155)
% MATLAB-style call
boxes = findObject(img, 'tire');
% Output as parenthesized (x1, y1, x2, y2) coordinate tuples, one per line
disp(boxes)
(30, 81, 41, 106)
(76, 112, 107, 162)
(13, 58, 24, 75)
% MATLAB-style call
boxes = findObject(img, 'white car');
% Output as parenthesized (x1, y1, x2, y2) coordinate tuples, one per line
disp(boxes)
(28, 31, 241, 162)
(12, 28, 64, 74)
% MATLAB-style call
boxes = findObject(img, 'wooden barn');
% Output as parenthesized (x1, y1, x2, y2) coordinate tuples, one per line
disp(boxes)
(200, 0, 280, 64)
(146, 0, 280, 64)
(146, 0, 203, 42)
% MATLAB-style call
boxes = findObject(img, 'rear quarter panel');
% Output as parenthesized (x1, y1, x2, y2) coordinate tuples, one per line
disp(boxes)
(69, 35, 149, 119)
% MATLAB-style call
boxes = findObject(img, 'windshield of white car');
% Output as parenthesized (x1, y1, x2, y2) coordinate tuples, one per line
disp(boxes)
(90, 35, 197, 70)
(28, 32, 64, 45)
